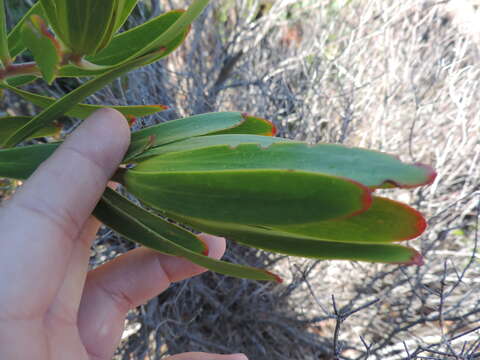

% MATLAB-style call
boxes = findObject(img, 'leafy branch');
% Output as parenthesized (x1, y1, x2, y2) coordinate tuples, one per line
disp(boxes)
(0, 0, 436, 282)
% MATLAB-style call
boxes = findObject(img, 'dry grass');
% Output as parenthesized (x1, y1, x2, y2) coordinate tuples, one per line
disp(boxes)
(3, 0, 480, 359)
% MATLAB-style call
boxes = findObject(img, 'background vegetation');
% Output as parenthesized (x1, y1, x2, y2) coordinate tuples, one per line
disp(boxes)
(1, 0, 479, 359)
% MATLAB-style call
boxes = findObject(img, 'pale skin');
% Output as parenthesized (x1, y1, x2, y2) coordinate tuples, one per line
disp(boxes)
(0, 109, 248, 360)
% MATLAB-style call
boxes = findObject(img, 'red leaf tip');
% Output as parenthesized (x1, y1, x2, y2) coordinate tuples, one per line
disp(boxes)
(414, 163, 437, 186)
(126, 115, 137, 126)
(263, 270, 283, 283)
(394, 251, 424, 266)
(396, 202, 428, 241)
(269, 121, 278, 136)
(196, 235, 210, 256)
(241, 113, 277, 136)
(375, 163, 437, 190)
(343, 183, 373, 219)
(414, 214, 427, 238)
(408, 252, 424, 266)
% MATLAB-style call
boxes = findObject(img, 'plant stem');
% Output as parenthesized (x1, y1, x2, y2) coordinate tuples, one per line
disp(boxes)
(0, 62, 41, 80)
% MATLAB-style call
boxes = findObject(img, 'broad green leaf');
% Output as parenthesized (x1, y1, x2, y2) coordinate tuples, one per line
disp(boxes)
(0, 116, 59, 146)
(138, 133, 287, 159)
(7, 1, 44, 58)
(271, 196, 426, 243)
(59, 10, 189, 77)
(99, 187, 207, 255)
(1, 83, 167, 119)
(234, 230, 423, 265)
(0, 0, 9, 64)
(0, 142, 58, 179)
(169, 196, 426, 246)
(126, 112, 276, 161)
(95, 188, 279, 282)
(162, 212, 424, 265)
(3, 49, 165, 147)
(124, 167, 371, 226)
(21, 15, 61, 84)
(138, 135, 435, 188)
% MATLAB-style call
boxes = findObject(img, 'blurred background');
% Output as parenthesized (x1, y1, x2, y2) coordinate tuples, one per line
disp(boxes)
(2, 0, 479, 359)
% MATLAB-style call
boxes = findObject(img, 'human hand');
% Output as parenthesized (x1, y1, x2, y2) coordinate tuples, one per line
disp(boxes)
(0, 109, 248, 360)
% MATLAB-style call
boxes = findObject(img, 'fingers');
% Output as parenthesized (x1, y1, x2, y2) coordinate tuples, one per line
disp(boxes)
(78, 234, 226, 360)
(0, 109, 130, 318)
(165, 352, 248, 360)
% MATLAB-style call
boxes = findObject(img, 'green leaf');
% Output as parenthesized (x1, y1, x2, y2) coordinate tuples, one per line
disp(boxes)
(0, 142, 58, 179)
(39, 0, 61, 39)
(87, 0, 119, 54)
(271, 196, 427, 243)
(59, 10, 189, 77)
(0, 116, 59, 146)
(21, 15, 61, 84)
(7, 1, 44, 59)
(114, 0, 139, 32)
(1, 83, 167, 119)
(39, 0, 137, 57)
(3, 49, 166, 147)
(137, 133, 287, 159)
(124, 166, 371, 226)
(95, 188, 279, 282)
(98, 187, 207, 255)
(0, 0, 10, 64)
(144, 0, 210, 54)
(126, 112, 276, 161)
(161, 212, 424, 265)
(51, 0, 117, 56)
(138, 134, 436, 188)
(6, 75, 37, 87)
(168, 196, 426, 247)
(211, 114, 276, 137)
(235, 231, 423, 265)
(57, 0, 209, 76)
(92, 9, 184, 65)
